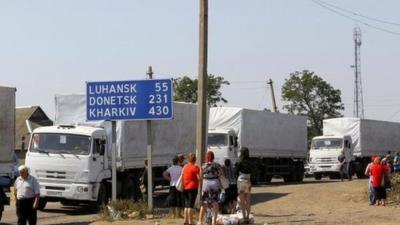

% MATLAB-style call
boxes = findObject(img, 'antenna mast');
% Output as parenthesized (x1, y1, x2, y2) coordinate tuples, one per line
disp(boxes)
(353, 26, 364, 118)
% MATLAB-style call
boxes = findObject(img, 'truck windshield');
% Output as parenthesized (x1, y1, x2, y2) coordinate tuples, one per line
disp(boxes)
(312, 138, 343, 149)
(30, 133, 91, 155)
(207, 133, 228, 147)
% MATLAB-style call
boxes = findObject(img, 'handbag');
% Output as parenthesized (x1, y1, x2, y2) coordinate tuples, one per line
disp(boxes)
(176, 165, 186, 192)
(176, 174, 184, 192)
(219, 174, 229, 189)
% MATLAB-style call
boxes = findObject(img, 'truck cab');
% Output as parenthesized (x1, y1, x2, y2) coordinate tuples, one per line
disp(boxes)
(207, 129, 238, 165)
(308, 135, 353, 180)
(25, 125, 110, 209)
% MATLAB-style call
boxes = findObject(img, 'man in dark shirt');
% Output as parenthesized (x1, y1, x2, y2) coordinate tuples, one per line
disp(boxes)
(338, 151, 347, 181)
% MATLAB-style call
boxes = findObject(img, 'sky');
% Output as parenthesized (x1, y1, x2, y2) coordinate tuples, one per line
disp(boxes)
(0, 0, 399, 122)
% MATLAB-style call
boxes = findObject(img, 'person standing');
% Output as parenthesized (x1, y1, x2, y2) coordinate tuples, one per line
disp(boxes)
(13, 165, 40, 225)
(0, 181, 7, 222)
(139, 160, 149, 202)
(369, 157, 390, 206)
(364, 155, 377, 205)
(222, 158, 237, 214)
(199, 151, 222, 225)
(163, 155, 183, 218)
(393, 152, 400, 174)
(182, 153, 200, 225)
(236, 147, 252, 223)
(337, 151, 347, 181)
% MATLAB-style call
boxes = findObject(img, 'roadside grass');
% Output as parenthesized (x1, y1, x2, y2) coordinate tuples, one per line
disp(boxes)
(388, 173, 400, 205)
(100, 200, 148, 221)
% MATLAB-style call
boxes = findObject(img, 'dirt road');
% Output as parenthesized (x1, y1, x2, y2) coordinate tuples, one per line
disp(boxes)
(2, 178, 398, 225)
(92, 178, 399, 225)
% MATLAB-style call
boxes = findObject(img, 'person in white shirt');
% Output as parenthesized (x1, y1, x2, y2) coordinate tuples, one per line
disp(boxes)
(163, 155, 184, 218)
(13, 165, 40, 225)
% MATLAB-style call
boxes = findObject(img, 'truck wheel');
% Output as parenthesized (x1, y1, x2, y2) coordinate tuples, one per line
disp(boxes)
(314, 173, 322, 180)
(38, 198, 47, 211)
(96, 183, 108, 208)
(296, 170, 304, 182)
(295, 162, 304, 182)
(283, 174, 294, 183)
(265, 175, 272, 183)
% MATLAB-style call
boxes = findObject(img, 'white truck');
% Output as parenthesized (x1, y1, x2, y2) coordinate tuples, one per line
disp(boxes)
(309, 117, 400, 180)
(208, 107, 308, 183)
(0, 86, 16, 180)
(25, 94, 197, 209)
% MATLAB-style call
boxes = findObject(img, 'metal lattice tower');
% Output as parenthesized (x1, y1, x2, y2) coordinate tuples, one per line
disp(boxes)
(353, 26, 364, 118)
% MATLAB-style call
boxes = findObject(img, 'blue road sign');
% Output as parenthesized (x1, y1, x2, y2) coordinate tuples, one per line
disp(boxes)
(86, 79, 173, 121)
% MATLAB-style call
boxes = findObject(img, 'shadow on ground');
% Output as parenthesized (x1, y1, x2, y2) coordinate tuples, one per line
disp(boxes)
(251, 192, 289, 205)
(48, 222, 91, 225)
(41, 205, 98, 215)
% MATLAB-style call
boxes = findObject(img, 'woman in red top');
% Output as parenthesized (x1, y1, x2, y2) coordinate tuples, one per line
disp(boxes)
(370, 157, 389, 206)
(182, 152, 201, 225)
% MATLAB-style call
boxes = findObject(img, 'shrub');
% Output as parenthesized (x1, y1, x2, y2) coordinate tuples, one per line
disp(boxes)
(100, 200, 148, 221)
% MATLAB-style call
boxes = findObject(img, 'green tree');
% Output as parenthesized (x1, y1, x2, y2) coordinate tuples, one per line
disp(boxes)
(173, 74, 230, 106)
(281, 70, 344, 139)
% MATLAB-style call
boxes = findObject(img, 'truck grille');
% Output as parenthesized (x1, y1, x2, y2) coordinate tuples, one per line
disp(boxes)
(36, 170, 76, 183)
(314, 157, 337, 163)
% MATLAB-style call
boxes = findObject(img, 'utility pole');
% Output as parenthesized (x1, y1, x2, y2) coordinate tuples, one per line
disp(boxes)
(196, 0, 208, 166)
(146, 66, 154, 212)
(353, 26, 364, 118)
(267, 79, 278, 112)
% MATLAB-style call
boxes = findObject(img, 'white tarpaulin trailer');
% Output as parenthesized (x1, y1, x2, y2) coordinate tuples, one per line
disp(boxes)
(55, 94, 197, 169)
(209, 107, 308, 158)
(0, 86, 16, 177)
(323, 117, 400, 157)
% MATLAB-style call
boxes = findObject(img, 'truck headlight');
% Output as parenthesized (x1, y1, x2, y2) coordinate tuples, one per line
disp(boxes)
(77, 186, 84, 193)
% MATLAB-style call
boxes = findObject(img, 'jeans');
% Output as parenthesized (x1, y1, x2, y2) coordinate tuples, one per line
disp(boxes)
(368, 177, 376, 205)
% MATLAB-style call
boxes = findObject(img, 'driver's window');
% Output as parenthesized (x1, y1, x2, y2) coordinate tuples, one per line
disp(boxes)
(93, 139, 103, 155)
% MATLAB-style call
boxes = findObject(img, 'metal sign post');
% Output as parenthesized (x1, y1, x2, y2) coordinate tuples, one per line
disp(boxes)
(146, 66, 154, 212)
(111, 121, 117, 201)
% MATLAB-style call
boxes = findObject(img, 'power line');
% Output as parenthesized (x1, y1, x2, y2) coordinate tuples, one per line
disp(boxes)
(311, 0, 400, 36)
(315, 0, 400, 26)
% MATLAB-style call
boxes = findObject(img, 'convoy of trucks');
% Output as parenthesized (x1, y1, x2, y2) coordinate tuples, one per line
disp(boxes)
(4, 84, 400, 212)
(208, 107, 308, 183)
(25, 94, 198, 209)
(309, 117, 400, 180)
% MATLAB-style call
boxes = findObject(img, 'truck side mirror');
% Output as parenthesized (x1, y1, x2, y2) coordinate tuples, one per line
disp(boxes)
(234, 137, 238, 147)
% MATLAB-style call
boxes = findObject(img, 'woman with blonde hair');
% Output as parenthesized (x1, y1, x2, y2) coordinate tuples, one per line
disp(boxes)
(182, 153, 201, 225)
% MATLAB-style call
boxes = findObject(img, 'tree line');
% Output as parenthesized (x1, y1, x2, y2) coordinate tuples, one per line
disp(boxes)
(173, 70, 344, 141)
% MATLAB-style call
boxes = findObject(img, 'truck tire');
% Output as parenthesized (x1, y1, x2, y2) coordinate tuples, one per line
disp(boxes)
(295, 162, 304, 182)
(283, 174, 296, 183)
(265, 175, 272, 183)
(96, 183, 108, 209)
(296, 170, 304, 182)
(314, 173, 322, 180)
(38, 197, 47, 211)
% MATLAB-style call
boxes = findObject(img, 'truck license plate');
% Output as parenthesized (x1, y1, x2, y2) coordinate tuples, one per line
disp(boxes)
(47, 191, 62, 196)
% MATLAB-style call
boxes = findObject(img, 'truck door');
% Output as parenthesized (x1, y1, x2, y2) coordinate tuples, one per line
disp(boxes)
(90, 139, 106, 181)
